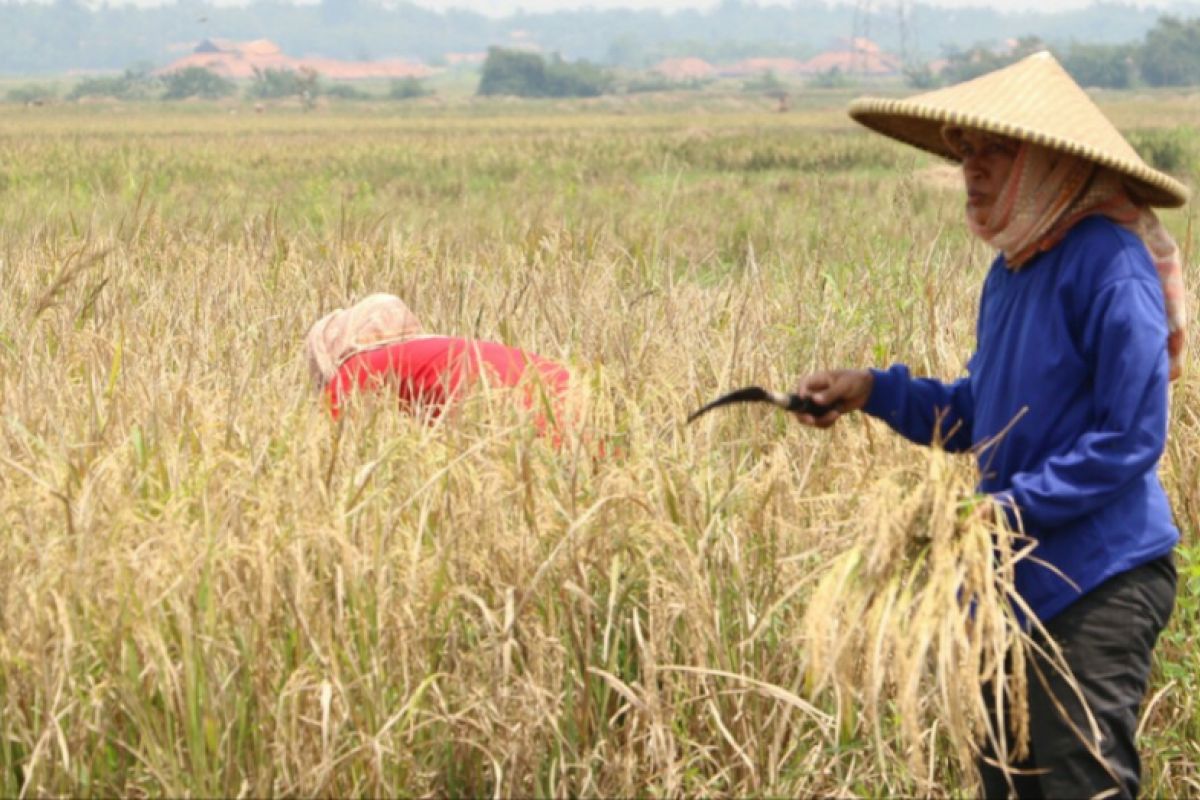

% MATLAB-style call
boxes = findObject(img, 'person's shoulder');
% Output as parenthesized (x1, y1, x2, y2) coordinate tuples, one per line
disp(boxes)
(471, 339, 566, 372)
(1058, 214, 1155, 286)
(1063, 214, 1140, 248)
(355, 336, 458, 365)
(451, 338, 539, 370)
(400, 335, 457, 351)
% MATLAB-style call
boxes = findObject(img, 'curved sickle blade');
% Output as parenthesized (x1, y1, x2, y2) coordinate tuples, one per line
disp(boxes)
(686, 386, 836, 423)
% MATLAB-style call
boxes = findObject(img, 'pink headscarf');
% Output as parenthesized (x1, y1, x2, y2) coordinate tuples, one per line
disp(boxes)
(954, 135, 1187, 381)
(305, 293, 425, 386)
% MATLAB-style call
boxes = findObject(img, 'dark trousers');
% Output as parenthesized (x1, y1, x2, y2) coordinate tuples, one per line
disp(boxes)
(977, 555, 1176, 800)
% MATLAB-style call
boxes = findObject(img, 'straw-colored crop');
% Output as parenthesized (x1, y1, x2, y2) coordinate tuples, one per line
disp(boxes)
(801, 448, 1084, 790)
(0, 100, 1196, 797)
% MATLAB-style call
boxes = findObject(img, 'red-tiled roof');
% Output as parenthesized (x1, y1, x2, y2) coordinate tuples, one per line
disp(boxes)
(158, 39, 435, 80)
(723, 57, 809, 77)
(651, 57, 717, 80)
(715, 38, 900, 78)
(802, 49, 900, 75)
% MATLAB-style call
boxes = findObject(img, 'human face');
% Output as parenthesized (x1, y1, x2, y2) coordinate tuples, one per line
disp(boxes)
(953, 129, 1019, 226)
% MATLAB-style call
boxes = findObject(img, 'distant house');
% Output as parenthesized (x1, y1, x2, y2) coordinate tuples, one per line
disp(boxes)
(800, 38, 901, 76)
(158, 39, 435, 80)
(651, 57, 717, 81)
(638, 37, 906, 88)
(715, 38, 901, 79)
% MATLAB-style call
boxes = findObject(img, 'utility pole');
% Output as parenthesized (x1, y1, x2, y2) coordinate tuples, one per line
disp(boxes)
(851, 0, 873, 74)
(896, 0, 918, 70)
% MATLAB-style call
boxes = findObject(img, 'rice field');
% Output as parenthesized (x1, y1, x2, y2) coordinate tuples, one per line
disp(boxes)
(1, 94, 1198, 797)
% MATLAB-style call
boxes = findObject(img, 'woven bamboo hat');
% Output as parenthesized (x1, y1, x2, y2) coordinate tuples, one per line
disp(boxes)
(848, 51, 1190, 208)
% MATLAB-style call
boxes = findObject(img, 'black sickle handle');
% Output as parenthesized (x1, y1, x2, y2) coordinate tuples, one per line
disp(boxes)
(785, 393, 839, 417)
(687, 386, 839, 423)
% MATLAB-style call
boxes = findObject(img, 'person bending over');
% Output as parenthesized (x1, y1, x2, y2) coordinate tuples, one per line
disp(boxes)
(305, 293, 570, 436)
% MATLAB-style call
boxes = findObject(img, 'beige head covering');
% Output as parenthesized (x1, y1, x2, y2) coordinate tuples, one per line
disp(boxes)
(305, 293, 424, 386)
(848, 51, 1190, 208)
(942, 136, 1188, 379)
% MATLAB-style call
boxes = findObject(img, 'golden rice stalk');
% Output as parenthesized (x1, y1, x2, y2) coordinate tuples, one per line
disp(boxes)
(801, 447, 1078, 786)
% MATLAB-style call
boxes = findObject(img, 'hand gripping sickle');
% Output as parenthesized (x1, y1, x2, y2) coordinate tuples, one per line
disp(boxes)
(686, 386, 838, 424)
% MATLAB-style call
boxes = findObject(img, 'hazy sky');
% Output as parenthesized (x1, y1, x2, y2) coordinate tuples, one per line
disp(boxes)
(95, 0, 1193, 10)
(405, 0, 1179, 13)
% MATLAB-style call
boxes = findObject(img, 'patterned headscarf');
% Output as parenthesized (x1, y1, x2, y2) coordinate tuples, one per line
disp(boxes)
(305, 293, 425, 387)
(949, 131, 1187, 381)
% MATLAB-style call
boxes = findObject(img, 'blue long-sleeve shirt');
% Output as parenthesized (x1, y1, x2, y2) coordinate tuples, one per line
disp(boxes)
(863, 216, 1178, 622)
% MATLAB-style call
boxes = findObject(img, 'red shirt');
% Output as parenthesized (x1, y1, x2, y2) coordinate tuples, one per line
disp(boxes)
(326, 337, 570, 431)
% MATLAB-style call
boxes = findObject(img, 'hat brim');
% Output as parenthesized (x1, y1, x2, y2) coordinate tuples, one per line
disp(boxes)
(849, 97, 1190, 209)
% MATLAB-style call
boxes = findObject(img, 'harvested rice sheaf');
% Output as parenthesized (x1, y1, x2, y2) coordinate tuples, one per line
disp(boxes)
(801, 449, 1084, 784)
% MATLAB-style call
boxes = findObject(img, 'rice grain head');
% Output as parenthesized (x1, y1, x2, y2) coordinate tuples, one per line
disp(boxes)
(801, 448, 1088, 789)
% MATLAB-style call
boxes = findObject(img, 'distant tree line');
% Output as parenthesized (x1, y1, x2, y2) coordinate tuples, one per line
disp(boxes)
(10, 11, 1200, 105)
(3, 65, 433, 104)
(477, 48, 613, 98)
(478, 14, 1200, 101)
(937, 16, 1200, 89)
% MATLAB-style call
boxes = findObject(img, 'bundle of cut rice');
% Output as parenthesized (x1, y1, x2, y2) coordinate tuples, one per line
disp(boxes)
(801, 448, 1086, 785)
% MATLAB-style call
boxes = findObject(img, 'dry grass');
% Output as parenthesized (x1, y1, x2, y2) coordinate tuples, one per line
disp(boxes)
(0, 100, 1197, 797)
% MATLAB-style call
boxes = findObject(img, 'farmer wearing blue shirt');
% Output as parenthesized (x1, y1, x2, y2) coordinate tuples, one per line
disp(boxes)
(793, 53, 1188, 799)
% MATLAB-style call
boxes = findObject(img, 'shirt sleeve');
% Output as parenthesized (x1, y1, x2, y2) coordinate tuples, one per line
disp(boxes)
(862, 362, 975, 452)
(998, 277, 1170, 530)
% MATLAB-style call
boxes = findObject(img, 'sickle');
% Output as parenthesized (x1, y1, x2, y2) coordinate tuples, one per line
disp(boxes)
(686, 386, 838, 424)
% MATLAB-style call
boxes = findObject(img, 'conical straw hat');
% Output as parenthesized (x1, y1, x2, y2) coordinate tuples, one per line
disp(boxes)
(849, 51, 1190, 208)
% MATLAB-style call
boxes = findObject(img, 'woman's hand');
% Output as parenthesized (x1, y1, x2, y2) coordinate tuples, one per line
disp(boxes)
(792, 369, 874, 428)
